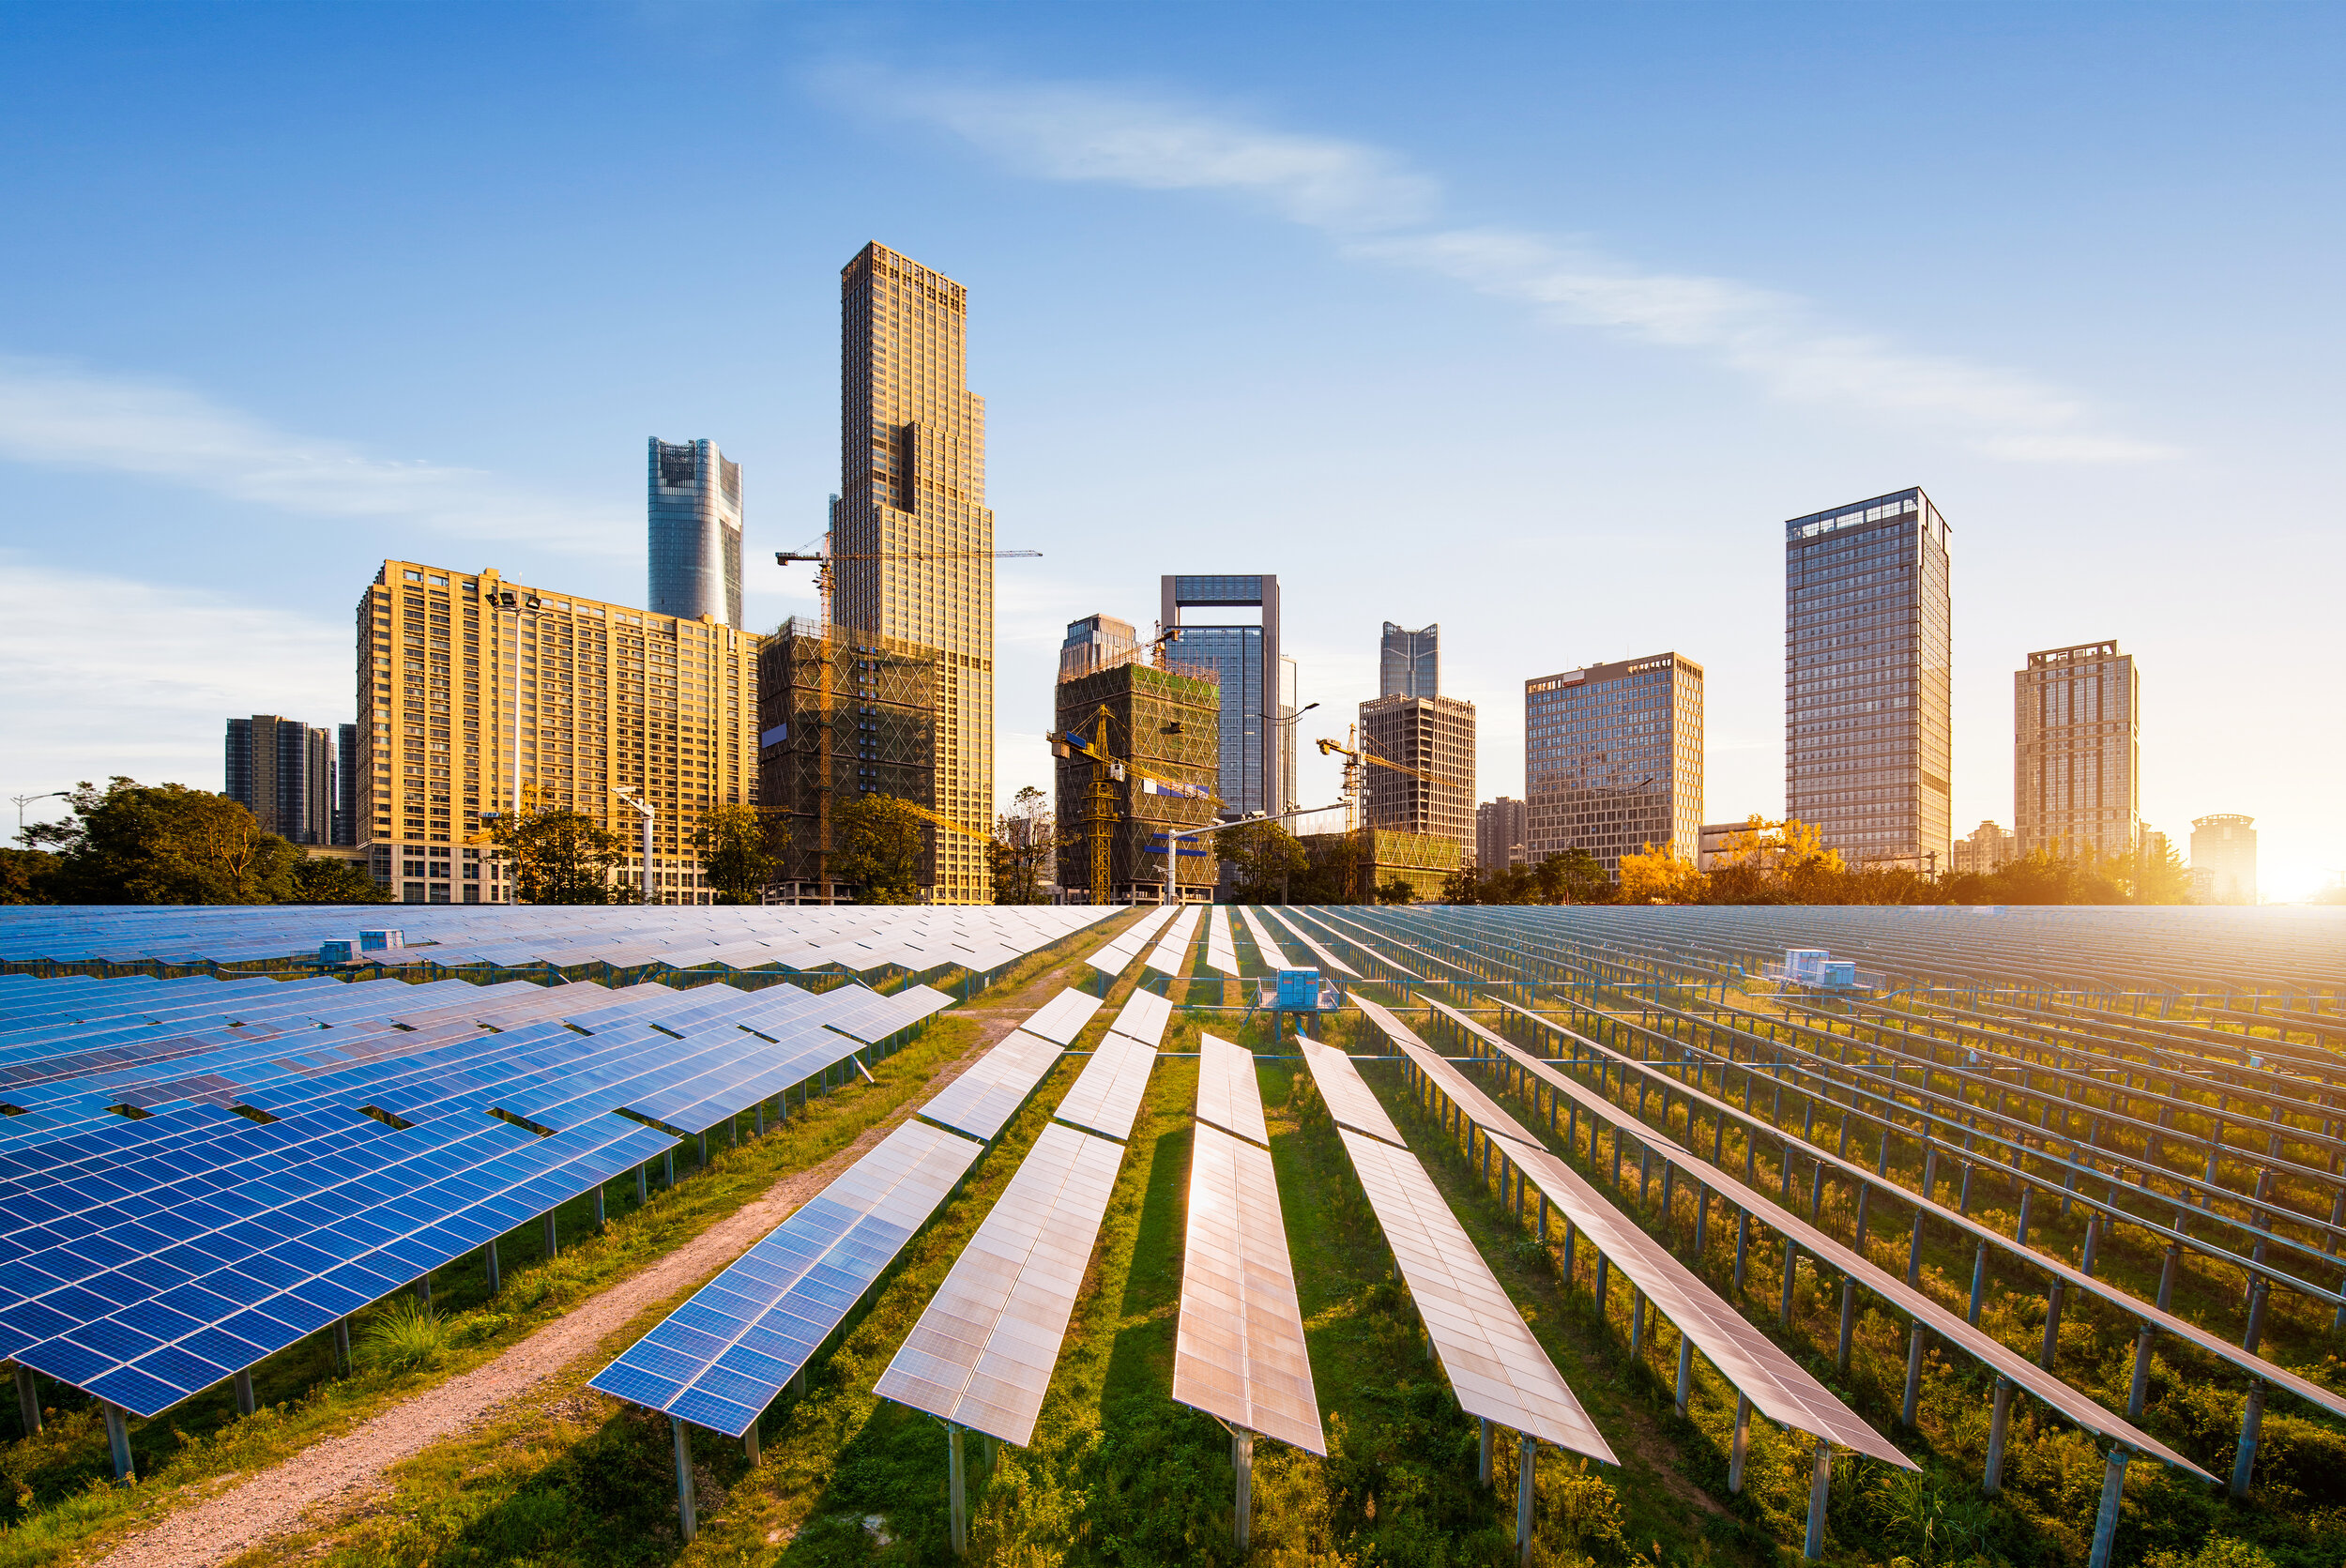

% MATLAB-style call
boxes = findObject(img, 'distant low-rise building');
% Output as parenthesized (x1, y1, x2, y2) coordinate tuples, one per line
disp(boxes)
(2191, 814, 2258, 905)
(1476, 797, 1527, 870)
(1699, 818, 1775, 872)
(1952, 820, 2018, 875)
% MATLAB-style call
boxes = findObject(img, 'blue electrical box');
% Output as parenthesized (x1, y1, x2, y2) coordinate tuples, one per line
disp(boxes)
(1277, 968, 1322, 1012)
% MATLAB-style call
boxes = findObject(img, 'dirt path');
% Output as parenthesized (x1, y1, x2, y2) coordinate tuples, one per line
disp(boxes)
(95, 983, 1062, 1568)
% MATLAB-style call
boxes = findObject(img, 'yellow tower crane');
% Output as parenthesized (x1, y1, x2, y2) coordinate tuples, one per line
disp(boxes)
(1049, 706, 1220, 905)
(775, 538, 1042, 636)
(1314, 730, 1470, 833)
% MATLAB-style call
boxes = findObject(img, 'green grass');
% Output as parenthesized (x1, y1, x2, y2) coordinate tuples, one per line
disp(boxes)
(0, 910, 1136, 1568)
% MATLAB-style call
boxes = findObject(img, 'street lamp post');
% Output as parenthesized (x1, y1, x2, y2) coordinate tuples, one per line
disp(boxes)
(10, 791, 68, 840)
(613, 789, 656, 905)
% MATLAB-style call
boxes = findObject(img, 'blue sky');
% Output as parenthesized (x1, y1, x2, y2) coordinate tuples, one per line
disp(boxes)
(2, 3, 2338, 895)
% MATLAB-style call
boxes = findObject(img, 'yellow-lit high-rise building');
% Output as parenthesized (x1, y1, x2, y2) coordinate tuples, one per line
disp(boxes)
(830, 242, 995, 903)
(356, 559, 762, 905)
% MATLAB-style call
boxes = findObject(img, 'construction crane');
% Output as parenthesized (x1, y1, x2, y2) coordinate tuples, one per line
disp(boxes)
(1315, 730, 1470, 834)
(775, 536, 1042, 636)
(1049, 706, 1220, 905)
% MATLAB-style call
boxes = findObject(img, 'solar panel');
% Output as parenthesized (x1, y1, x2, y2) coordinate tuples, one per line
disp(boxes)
(1236, 906, 1293, 971)
(1335, 1126, 1612, 1461)
(1105, 987, 1172, 1048)
(1196, 1034, 1269, 1148)
(874, 1121, 1126, 1445)
(1475, 999, 2221, 1480)
(918, 1030, 1065, 1143)
(1020, 989, 1105, 1048)
(589, 1118, 983, 1435)
(1297, 1042, 1406, 1148)
(1054, 1035, 1157, 1144)
(1261, 910, 1361, 979)
(1371, 1004, 1908, 1469)
(1201, 909, 1240, 978)
(1173, 1120, 1324, 1454)
(1286, 909, 1418, 980)
(1085, 905, 1181, 975)
(1145, 906, 1205, 976)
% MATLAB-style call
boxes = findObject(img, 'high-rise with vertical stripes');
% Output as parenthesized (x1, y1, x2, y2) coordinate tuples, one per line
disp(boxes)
(1783, 487, 1953, 872)
(831, 242, 995, 903)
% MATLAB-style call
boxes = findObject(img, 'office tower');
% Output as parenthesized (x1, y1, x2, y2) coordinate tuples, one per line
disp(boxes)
(1381, 622, 1439, 699)
(1952, 820, 2018, 875)
(2015, 640, 2139, 862)
(1053, 657, 1221, 902)
(1359, 693, 1475, 861)
(333, 723, 359, 845)
(831, 243, 996, 902)
(1059, 614, 1139, 682)
(1162, 574, 1283, 817)
(1476, 797, 1527, 870)
(647, 438, 744, 629)
(1784, 487, 1953, 871)
(2190, 814, 2258, 905)
(358, 560, 762, 906)
(224, 715, 331, 844)
(1278, 654, 1299, 815)
(756, 620, 941, 904)
(1525, 652, 1704, 877)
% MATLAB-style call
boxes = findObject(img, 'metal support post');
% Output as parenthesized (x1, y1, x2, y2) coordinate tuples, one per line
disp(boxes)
(1781, 1238, 1800, 1325)
(1693, 1187, 1708, 1259)
(671, 1415, 697, 1542)
(485, 1239, 501, 1295)
(594, 1186, 605, 1229)
(1906, 1208, 1927, 1287)
(2016, 1187, 2033, 1248)
(1804, 1437, 1833, 1561)
(948, 1424, 968, 1555)
(1479, 1416, 1495, 1487)
(1631, 1290, 1646, 1359)
(2127, 1326, 2156, 1419)
(13, 1363, 38, 1434)
(1836, 1275, 1857, 1372)
(2088, 1448, 2130, 1568)
(1984, 1377, 2013, 1494)
(1733, 1210, 1750, 1291)
(744, 1422, 761, 1465)
(1516, 1433, 1537, 1564)
(1967, 1241, 1988, 1325)
(637, 1163, 647, 1205)
(1675, 1337, 1693, 1417)
(2040, 1280, 2065, 1370)
(1233, 1430, 1254, 1548)
(2243, 1276, 2269, 1354)
(1901, 1325, 1927, 1426)
(334, 1317, 352, 1376)
(1728, 1393, 1752, 1493)
(2081, 1214, 2101, 1277)
(2232, 1379, 2265, 1498)
(663, 1149, 675, 1187)
(1853, 1181, 1870, 1256)
(542, 1211, 557, 1259)
(103, 1402, 133, 1483)
(235, 1368, 255, 1417)
(416, 1271, 432, 1310)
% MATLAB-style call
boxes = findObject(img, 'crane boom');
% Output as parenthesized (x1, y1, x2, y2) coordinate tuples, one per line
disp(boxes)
(773, 539, 1042, 636)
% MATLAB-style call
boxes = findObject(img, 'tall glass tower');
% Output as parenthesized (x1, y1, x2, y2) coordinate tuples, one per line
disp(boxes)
(832, 243, 996, 902)
(1783, 487, 1952, 871)
(647, 438, 743, 628)
(1161, 574, 1284, 818)
(1380, 622, 1439, 698)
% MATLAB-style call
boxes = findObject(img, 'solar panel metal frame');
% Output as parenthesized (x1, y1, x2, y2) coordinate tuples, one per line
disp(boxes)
(1053, 1034, 1157, 1143)
(1173, 1119, 1324, 1454)
(1297, 1041, 1406, 1148)
(873, 1120, 1126, 1445)
(1195, 1034, 1270, 1148)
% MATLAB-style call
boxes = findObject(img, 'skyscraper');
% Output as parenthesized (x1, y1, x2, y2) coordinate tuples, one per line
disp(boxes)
(1525, 652, 1704, 876)
(333, 723, 359, 845)
(647, 439, 744, 629)
(1360, 693, 1475, 860)
(831, 242, 995, 902)
(1059, 614, 1138, 682)
(2015, 640, 2139, 861)
(1380, 622, 1439, 699)
(1476, 797, 1527, 870)
(1162, 574, 1286, 818)
(1784, 487, 1952, 871)
(224, 715, 332, 844)
(358, 560, 761, 905)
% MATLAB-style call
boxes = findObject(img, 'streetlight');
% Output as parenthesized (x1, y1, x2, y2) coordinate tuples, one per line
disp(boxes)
(11, 791, 68, 840)
(613, 788, 656, 905)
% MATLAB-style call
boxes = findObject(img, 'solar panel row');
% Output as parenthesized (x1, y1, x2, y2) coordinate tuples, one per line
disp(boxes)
(1085, 905, 1181, 975)
(1054, 1036, 1157, 1144)
(1195, 1034, 1269, 1148)
(1236, 906, 1293, 972)
(1144, 906, 1205, 976)
(1201, 909, 1240, 978)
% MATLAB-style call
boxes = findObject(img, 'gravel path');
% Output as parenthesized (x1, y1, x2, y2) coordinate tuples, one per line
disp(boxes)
(96, 991, 1053, 1568)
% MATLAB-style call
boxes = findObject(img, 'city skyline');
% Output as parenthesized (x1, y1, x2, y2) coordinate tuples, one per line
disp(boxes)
(2, 7, 2338, 896)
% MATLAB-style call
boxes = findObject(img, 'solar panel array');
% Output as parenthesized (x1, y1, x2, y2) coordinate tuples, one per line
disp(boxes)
(0, 968, 950, 1420)
(589, 1118, 984, 1436)
(1237, 907, 1293, 971)
(917, 1031, 1068, 1144)
(1172, 1021, 1323, 1455)
(1144, 906, 1205, 976)
(0, 905, 1111, 981)
(1201, 909, 1239, 977)
(1195, 1034, 1269, 1148)
(1086, 906, 1181, 975)
(1054, 1036, 1157, 1144)
(1263, 909, 1360, 978)
(1298, 1040, 1406, 1147)
(1362, 999, 1910, 1469)
(875, 1120, 1128, 1445)
(1102, 986, 1171, 1048)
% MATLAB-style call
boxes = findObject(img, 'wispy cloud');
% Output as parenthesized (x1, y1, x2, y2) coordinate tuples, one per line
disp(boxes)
(0, 356, 632, 552)
(850, 70, 2165, 464)
(0, 553, 354, 799)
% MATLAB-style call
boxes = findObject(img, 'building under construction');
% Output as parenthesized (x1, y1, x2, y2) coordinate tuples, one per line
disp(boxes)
(1301, 828, 1462, 903)
(756, 617, 941, 903)
(1053, 647, 1221, 903)
(1358, 693, 1476, 863)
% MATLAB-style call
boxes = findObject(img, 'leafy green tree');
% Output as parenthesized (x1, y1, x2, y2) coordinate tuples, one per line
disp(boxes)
(485, 796, 623, 905)
(24, 778, 297, 904)
(1375, 876, 1417, 906)
(833, 793, 925, 904)
(0, 848, 55, 904)
(988, 785, 1055, 905)
(286, 856, 391, 904)
(692, 803, 786, 904)
(1218, 819, 1308, 904)
(1534, 847, 1609, 904)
